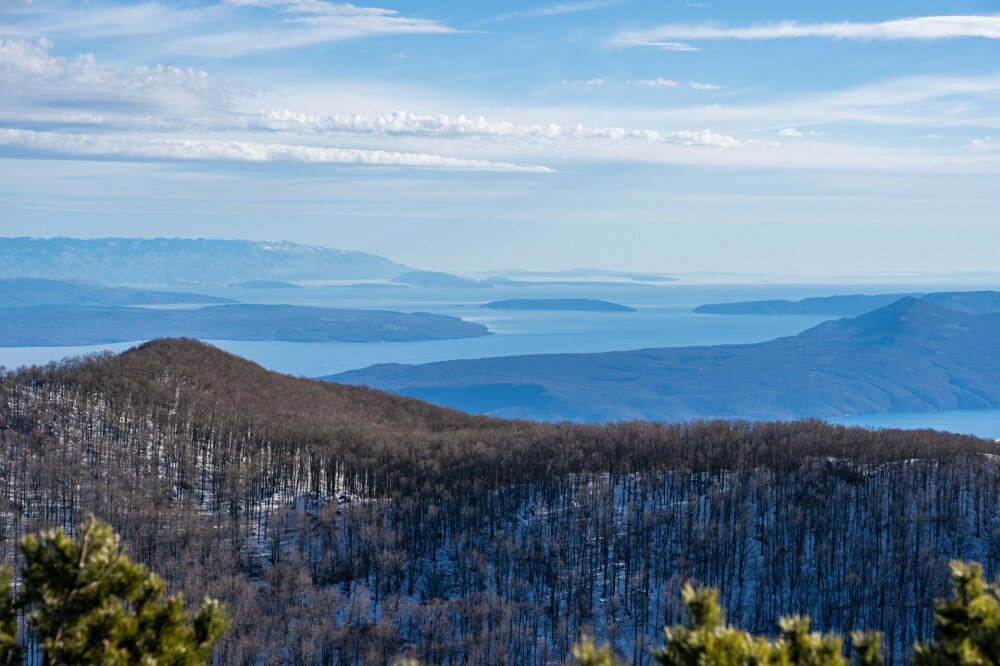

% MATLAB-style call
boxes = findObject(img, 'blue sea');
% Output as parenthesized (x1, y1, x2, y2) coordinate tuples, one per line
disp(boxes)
(3, 278, 1000, 437)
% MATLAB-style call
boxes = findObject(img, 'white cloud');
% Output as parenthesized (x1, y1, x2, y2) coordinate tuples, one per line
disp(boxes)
(255, 109, 742, 148)
(0, 128, 554, 172)
(689, 81, 721, 90)
(777, 128, 822, 138)
(629, 78, 680, 88)
(970, 136, 998, 148)
(612, 14, 1000, 47)
(4, 38, 999, 177)
(0, 36, 746, 183)
(257, 109, 562, 139)
(670, 129, 741, 148)
(0, 38, 235, 109)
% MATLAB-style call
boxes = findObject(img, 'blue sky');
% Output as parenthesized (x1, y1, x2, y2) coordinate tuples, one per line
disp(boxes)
(1, 0, 999, 273)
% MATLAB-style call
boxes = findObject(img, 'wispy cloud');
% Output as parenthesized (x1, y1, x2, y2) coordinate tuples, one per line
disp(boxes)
(170, 2, 458, 56)
(629, 78, 680, 88)
(612, 14, 1000, 47)
(628, 73, 1000, 133)
(4, 36, 999, 178)
(628, 41, 701, 52)
(491, 0, 620, 22)
(561, 78, 607, 86)
(0, 128, 555, 172)
(0, 37, 746, 181)
(569, 78, 720, 90)
(12, 1, 459, 57)
(6, 2, 219, 38)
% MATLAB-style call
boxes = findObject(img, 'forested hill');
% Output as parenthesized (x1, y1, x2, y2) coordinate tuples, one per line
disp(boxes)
(22, 338, 989, 484)
(3, 339, 1000, 663)
(331, 297, 1000, 422)
(38, 338, 493, 443)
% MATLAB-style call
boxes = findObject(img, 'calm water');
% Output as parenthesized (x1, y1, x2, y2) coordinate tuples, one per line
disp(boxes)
(3, 279, 1000, 436)
(0, 281, 878, 375)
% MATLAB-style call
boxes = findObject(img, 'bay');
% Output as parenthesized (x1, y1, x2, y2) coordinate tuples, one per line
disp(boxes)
(4, 278, 1000, 437)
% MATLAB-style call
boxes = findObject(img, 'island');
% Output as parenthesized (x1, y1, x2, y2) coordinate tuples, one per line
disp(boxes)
(694, 290, 1000, 316)
(330, 297, 1000, 422)
(227, 280, 301, 289)
(0, 304, 491, 346)
(0, 278, 234, 307)
(481, 299, 636, 312)
(391, 270, 487, 288)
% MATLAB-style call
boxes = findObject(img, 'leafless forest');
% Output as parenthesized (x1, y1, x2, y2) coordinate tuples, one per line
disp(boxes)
(1, 339, 998, 664)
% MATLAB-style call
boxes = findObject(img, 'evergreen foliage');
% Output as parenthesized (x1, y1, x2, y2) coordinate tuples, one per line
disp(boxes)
(572, 637, 628, 666)
(650, 584, 876, 666)
(912, 561, 1000, 665)
(0, 517, 227, 665)
(574, 561, 999, 666)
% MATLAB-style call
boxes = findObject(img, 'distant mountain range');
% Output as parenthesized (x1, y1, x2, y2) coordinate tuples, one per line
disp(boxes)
(695, 290, 1000, 316)
(330, 297, 1000, 422)
(0, 278, 233, 306)
(0, 237, 409, 284)
(0, 304, 490, 346)
(481, 299, 636, 312)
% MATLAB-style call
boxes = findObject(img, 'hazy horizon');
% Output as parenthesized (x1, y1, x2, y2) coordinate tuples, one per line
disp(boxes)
(2, 1, 999, 273)
(7, 233, 1000, 280)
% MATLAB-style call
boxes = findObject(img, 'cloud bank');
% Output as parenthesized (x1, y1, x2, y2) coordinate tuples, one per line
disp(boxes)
(255, 109, 743, 148)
